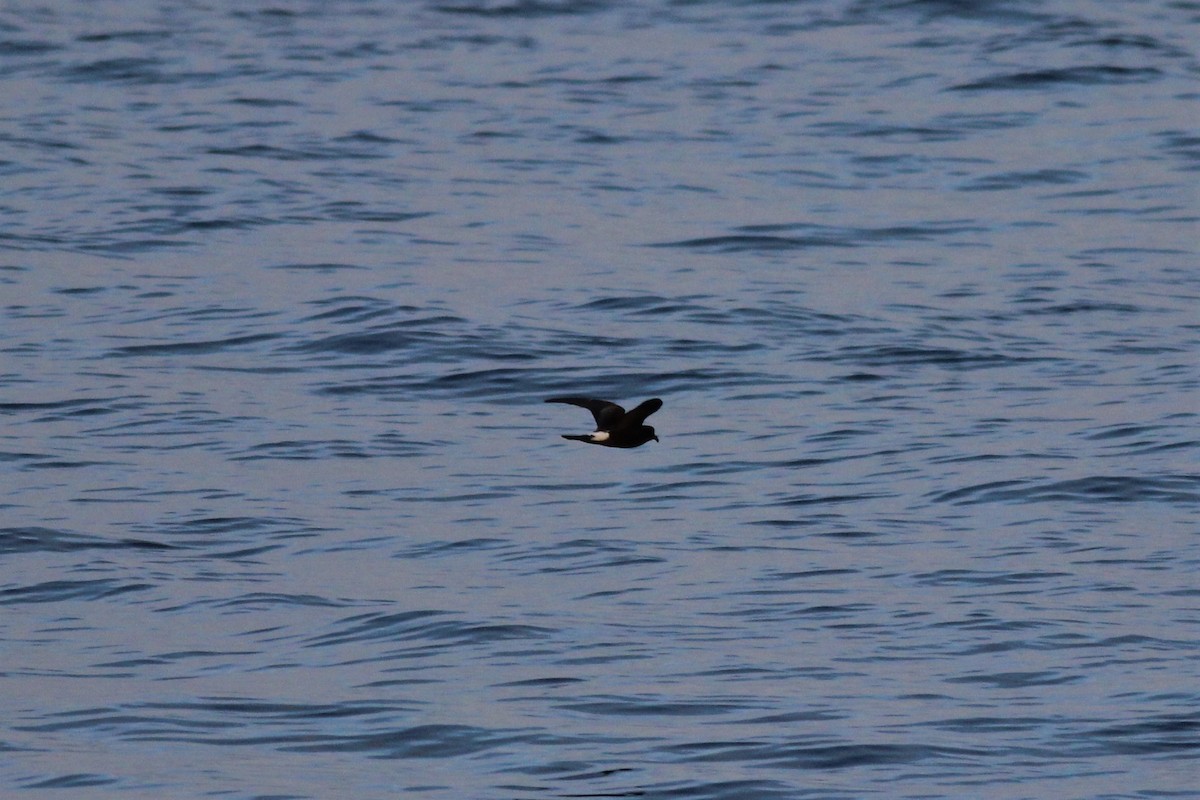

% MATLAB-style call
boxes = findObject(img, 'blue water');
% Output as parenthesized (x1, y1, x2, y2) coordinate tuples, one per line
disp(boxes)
(2, 1, 1198, 798)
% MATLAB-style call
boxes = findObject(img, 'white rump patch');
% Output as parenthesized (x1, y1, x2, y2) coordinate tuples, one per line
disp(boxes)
(590, 431, 610, 442)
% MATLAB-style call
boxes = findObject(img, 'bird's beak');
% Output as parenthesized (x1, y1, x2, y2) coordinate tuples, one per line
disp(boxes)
(653, 435, 659, 442)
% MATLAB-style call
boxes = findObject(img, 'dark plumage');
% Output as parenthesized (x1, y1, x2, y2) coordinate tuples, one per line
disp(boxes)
(545, 396, 663, 448)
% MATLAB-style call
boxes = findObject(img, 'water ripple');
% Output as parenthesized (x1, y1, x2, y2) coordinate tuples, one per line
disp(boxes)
(931, 475, 1200, 505)
(951, 65, 1163, 91)
(2, 1, 1196, 797)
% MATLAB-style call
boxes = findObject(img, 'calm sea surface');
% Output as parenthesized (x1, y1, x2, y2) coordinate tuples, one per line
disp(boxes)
(2, 1, 1198, 798)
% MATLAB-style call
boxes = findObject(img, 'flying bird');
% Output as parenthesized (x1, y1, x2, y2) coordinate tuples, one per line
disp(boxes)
(545, 396, 663, 448)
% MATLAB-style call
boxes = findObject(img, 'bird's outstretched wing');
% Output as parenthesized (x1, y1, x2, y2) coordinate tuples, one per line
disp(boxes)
(545, 397, 625, 430)
(618, 398, 662, 428)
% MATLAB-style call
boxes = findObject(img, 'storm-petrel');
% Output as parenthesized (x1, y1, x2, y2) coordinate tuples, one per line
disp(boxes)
(545, 397, 662, 448)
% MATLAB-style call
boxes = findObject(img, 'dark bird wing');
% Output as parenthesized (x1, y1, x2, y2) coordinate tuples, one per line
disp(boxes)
(617, 398, 663, 428)
(545, 397, 626, 430)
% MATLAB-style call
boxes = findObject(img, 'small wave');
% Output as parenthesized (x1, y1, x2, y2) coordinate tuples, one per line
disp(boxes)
(0, 527, 173, 555)
(960, 169, 1088, 191)
(817, 344, 1039, 369)
(911, 569, 1071, 587)
(947, 670, 1081, 689)
(667, 739, 981, 770)
(17, 701, 551, 760)
(59, 57, 167, 85)
(206, 142, 387, 162)
(1159, 132, 1200, 166)
(77, 30, 172, 44)
(573, 294, 708, 315)
(0, 397, 132, 422)
(930, 475, 1200, 505)
(848, 1, 1043, 22)
(1082, 423, 1167, 441)
(648, 221, 983, 252)
(316, 366, 775, 402)
(932, 111, 1038, 131)
(809, 120, 960, 142)
(291, 316, 467, 355)
(21, 774, 117, 790)
(319, 205, 431, 224)
(228, 96, 302, 108)
(558, 695, 752, 717)
(769, 491, 891, 508)
(1023, 300, 1143, 316)
(266, 262, 366, 272)
(110, 333, 281, 356)
(78, 237, 191, 255)
(298, 297, 407, 324)
(951, 65, 1161, 91)
(649, 234, 854, 253)
(286, 723, 553, 757)
(209, 592, 356, 610)
(306, 609, 554, 649)
(0, 39, 60, 56)
(233, 435, 429, 461)
(502, 539, 667, 576)
(1075, 33, 1185, 54)
(435, 0, 611, 19)
(406, 366, 550, 398)
(395, 537, 512, 559)
(1081, 713, 1200, 758)
(0, 579, 152, 605)
(136, 514, 326, 557)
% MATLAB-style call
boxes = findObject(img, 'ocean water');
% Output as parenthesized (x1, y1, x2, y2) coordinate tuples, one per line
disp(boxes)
(1, 1, 1198, 798)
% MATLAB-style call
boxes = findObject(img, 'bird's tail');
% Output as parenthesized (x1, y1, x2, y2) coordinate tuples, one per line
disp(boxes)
(561, 434, 592, 442)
